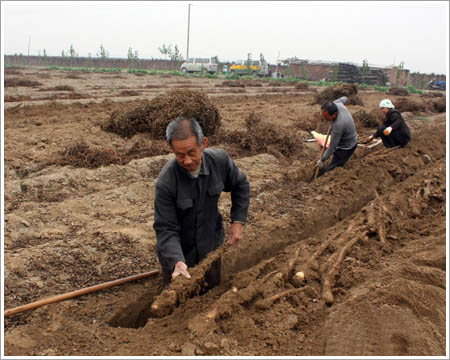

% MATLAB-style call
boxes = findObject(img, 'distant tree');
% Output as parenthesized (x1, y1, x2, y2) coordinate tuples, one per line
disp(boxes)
(158, 44, 183, 67)
(246, 53, 252, 74)
(360, 59, 371, 83)
(97, 44, 109, 59)
(61, 50, 66, 57)
(300, 60, 308, 79)
(168, 45, 184, 65)
(127, 47, 139, 68)
(43, 49, 47, 57)
(259, 53, 265, 63)
(158, 44, 171, 60)
(331, 64, 339, 81)
(396, 61, 405, 86)
(69, 44, 78, 57)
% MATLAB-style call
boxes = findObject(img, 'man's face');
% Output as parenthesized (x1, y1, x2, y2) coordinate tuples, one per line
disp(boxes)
(321, 109, 336, 122)
(171, 135, 207, 172)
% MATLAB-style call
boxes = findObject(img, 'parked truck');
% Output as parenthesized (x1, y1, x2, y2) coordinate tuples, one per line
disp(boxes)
(228, 54, 270, 77)
(229, 60, 269, 77)
(428, 79, 446, 91)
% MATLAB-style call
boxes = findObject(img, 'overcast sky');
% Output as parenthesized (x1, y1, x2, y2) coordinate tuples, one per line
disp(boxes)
(2, 1, 448, 74)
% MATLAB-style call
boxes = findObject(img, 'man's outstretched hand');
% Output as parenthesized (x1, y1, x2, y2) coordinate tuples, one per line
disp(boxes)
(172, 261, 191, 279)
(227, 222, 244, 246)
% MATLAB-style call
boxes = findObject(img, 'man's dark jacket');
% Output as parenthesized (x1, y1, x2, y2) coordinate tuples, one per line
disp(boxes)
(373, 108, 411, 145)
(153, 148, 250, 274)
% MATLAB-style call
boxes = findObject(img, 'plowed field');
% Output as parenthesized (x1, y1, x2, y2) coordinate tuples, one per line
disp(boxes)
(3, 67, 447, 356)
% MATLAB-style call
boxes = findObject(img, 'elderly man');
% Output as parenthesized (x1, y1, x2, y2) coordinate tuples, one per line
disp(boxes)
(366, 98, 411, 148)
(316, 96, 358, 173)
(153, 117, 250, 288)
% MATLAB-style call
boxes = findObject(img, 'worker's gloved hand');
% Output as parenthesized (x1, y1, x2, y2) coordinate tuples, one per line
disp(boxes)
(315, 159, 325, 169)
(383, 127, 392, 136)
(172, 261, 191, 280)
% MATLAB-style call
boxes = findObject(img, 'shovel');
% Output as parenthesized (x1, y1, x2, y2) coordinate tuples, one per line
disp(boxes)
(311, 126, 331, 182)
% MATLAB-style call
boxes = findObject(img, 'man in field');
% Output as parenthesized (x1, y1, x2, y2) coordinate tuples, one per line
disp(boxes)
(316, 96, 358, 174)
(153, 117, 250, 288)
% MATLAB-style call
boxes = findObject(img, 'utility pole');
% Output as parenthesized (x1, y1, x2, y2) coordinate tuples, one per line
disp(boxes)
(27, 36, 31, 56)
(186, 3, 192, 60)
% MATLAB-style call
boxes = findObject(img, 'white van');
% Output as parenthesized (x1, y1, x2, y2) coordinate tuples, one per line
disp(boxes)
(180, 57, 218, 74)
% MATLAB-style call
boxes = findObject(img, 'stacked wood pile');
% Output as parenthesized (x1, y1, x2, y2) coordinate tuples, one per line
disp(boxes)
(337, 63, 388, 85)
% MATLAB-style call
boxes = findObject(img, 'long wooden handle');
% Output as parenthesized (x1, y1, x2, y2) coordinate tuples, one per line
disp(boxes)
(4, 269, 160, 317)
(314, 126, 331, 179)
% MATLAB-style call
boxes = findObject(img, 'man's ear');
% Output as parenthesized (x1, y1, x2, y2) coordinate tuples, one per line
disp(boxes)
(201, 137, 208, 150)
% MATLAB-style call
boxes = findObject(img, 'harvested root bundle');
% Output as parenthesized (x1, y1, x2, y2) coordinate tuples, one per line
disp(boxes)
(315, 83, 363, 105)
(102, 88, 221, 138)
(150, 245, 227, 317)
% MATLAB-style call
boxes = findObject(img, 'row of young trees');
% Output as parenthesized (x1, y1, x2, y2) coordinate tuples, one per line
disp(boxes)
(37, 43, 185, 64)
(30, 43, 187, 69)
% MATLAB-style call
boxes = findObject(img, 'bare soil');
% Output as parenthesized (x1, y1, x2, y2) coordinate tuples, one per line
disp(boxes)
(3, 67, 447, 356)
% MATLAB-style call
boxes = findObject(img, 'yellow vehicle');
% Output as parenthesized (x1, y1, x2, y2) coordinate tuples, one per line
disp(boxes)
(229, 60, 269, 77)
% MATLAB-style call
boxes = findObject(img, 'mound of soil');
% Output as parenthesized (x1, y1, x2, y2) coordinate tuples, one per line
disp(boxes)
(315, 83, 363, 105)
(40, 85, 75, 92)
(428, 97, 446, 113)
(65, 74, 83, 79)
(101, 89, 221, 138)
(241, 79, 263, 87)
(4, 67, 23, 75)
(387, 87, 409, 96)
(394, 97, 427, 112)
(55, 141, 123, 168)
(4, 78, 42, 87)
(51, 138, 170, 169)
(212, 112, 302, 159)
(218, 80, 245, 88)
(421, 92, 443, 98)
(120, 90, 141, 97)
(269, 81, 283, 87)
(295, 82, 309, 90)
(352, 109, 379, 128)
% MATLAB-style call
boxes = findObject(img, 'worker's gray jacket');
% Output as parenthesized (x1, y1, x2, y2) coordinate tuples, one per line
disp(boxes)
(153, 148, 250, 274)
(322, 96, 358, 161)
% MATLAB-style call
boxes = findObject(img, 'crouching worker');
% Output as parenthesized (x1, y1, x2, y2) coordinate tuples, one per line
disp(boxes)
(153, 117, 250, 289)
(316, 96, 358, 175)
(367, 99, 411, 148)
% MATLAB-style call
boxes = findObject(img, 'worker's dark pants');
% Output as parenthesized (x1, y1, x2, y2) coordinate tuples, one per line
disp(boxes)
(326, 144, 357, 172)
(162, 257, 222, 290)
(378, 127, 410, 148)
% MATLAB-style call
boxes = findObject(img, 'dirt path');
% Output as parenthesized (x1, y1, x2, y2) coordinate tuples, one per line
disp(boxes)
(3, 67, 447, 356)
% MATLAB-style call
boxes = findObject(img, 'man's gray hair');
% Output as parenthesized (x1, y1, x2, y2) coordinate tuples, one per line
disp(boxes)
(166, 117, 204, 147)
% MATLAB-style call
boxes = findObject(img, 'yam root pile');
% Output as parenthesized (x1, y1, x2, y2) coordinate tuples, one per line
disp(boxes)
(101, 88, 221, 138)
(314, 83, 363, 105)
(211, 112, 303, 159)
(50, 138, 170, 169)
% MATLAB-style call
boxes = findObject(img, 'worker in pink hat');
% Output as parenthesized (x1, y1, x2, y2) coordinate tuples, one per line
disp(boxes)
(367, 99, 411, 148)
